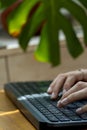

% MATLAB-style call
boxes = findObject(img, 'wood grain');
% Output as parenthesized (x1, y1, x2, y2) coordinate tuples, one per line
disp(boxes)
(0, 89, 36, 130)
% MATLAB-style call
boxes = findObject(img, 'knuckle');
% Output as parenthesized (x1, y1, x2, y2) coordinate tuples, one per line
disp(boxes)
(58, 73, 65, 78)
(68, 73, 74, 77)
(68, 74, 76, 81)
(76, 81, 84, 89)
(68, 94, 75, 102)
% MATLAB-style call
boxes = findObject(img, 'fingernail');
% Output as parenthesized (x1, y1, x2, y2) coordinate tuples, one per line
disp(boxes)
(47, 87, 52, 93)
(76, 107, 82, 114)
(57, 100, 62, 107)
(51, 92, 56, 99)
(61, 98, 68, 105)
(63, 89, 67, 94)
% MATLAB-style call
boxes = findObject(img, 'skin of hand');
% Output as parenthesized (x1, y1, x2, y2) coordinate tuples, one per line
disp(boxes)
(47, 69, 87, 114)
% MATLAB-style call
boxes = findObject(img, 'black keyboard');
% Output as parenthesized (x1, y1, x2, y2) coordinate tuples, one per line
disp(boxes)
(4, 81, 87, 130)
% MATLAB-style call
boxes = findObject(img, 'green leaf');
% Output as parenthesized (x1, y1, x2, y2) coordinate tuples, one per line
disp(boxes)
(19, 2, 45, 50)
(3, 0, 87, 66)
(19, 0, 85, 65)
(35, 0, 60, 66)
(35, 24, 60, 66)
(19, 0, 60, 66)
(61, 0, 87, 46)
(0, 2, 1, 9)
(0, 0, 16, 9)
(78, 0, 87, 9)
(58, 12, 84, 57)
(7, 0, 40, 36)
(35, 25, 52, 63)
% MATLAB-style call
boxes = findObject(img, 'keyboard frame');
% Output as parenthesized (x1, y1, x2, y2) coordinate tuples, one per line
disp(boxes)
(4, 81, 87, 130)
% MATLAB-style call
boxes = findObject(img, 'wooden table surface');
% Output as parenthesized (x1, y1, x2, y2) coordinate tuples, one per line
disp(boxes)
(0, 88, 36, 130)
(0, 88, 87, 130)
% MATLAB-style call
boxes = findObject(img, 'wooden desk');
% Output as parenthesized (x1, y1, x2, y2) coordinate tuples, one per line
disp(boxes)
(0, 88, 36, 130)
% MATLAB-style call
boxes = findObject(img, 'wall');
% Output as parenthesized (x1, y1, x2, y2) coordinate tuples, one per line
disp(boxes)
(0, 39, 87, 89)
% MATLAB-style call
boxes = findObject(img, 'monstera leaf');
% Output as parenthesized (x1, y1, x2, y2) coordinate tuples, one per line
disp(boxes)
(1, 0, 87, 66)
(0, 0, 16, 9)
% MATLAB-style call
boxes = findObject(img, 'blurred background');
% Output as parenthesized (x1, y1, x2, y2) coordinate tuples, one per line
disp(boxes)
(0, 8, 87, 89)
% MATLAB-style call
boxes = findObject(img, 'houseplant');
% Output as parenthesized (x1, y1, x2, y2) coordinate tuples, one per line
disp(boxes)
(0, 0, 87, 66)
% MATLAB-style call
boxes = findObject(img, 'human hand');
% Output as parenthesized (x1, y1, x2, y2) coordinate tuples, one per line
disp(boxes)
(47, 69, 87, 114)
(57, 81, 87, 114)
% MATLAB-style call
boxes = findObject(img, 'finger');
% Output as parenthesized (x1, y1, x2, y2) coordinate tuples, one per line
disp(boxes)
(68, 70, 84, 81)
(50, 74, 67, 99)
(47, 73, 66, 94)
(63, 75, 76, 94)
(76, 104, 87, 114)
(51, 80, 65, 99)
(57, 88, 87, 107)
(62, 81, 87, 100)
(47, 78, 57, 94)
(63, 70, 83, 94)
(78, 69, 87, 81)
